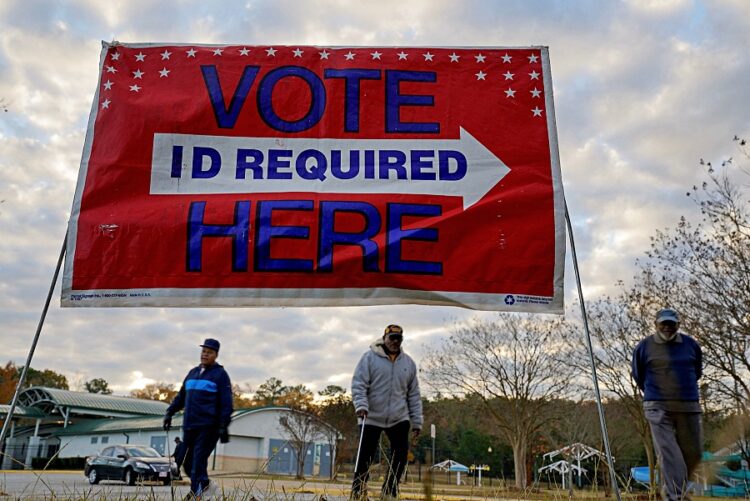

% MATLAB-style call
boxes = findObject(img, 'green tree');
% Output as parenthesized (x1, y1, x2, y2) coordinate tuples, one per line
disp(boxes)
(84, 377, 113, 394)
(130, 382, 178, 402)
(18, 366, 69, 389)
(253, 377, 286, 406)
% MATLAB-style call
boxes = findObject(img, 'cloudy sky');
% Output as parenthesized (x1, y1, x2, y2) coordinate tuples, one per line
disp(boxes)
(1, 0, 748, 398)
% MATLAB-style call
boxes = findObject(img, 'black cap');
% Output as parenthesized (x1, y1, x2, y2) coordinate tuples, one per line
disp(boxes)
(200, 338, 220, 352)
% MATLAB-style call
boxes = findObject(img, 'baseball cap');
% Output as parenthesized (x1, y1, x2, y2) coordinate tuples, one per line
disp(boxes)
(384, 324, 403, 336)
(655, 308, 679, 324)
(200, 338, 221, 352)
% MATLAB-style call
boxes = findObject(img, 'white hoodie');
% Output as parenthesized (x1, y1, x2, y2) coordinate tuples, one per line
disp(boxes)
(351, 339, 423, 429)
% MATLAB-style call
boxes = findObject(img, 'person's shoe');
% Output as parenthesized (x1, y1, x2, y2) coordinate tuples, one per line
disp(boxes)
(200, 480, 219, 500)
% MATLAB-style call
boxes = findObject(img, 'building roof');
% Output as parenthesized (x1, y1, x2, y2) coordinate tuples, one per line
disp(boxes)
(55, 414, 183, 436)
(54, 406, 339, 437)
(0, 404, 46, 418)
(17, 387, 169, 418)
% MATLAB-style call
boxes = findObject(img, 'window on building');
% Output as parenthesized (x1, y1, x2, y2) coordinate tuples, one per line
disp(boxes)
(90, 437, 98, 444)
(101, 436, 109, 444)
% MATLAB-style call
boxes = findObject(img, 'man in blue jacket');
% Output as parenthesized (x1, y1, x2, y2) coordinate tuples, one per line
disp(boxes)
(632, 308, 703, 501)
(350, 324, 423, 501)
(164, 338, 233, 499)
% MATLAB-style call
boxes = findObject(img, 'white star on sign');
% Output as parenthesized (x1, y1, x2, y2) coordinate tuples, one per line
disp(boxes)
(449, 52, 460, 62)
(129, 84, 141, 92)
(503, 71, 514, 80)
(423, 52, 434, 61)
(501, 53, 512, 63)
(101, 99, 111, 109)
(106, 65, 117, 74)
(504, 88, 516, 98)
(161, 50, 171, 60)
(135, 52, 146, 62)
(132, 69, 144, 79)
(344, 51, 355, 60)
(532, 106, 543, 117)
(110, 52, 120, 61)
(370, 51, 382, 60)
(319, 49, 330, 60)
(239, 47, 250, 56)
(529, 70, 540, 80)
(528, 54, 539, 63)
(159, 67, 170, 78)
(475, 70, 486, 80)
(397, 51, 408, 60)
(475, 53, 486, 63)
(292, 48, 304, 58)
(103, 80, 113, 90)
(266, 47, 277, 56)
(214, 48, 224, 56)
(530, 88, 542, 98)
(186, 49, 197, 58)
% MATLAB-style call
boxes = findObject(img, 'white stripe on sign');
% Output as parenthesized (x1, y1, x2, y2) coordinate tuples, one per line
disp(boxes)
(150, 128, 510, 208)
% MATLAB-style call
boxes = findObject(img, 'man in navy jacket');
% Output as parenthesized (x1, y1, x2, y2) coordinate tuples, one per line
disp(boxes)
(164, 338, 233, 499)
(632, 308, 703, 501)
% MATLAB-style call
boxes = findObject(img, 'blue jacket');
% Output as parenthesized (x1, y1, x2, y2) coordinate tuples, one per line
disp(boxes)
(631, 333, 702, 402)
(167, 363, 233, 430)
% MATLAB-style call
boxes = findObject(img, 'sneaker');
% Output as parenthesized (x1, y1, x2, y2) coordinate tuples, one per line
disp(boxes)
(200, 480, 219, 500)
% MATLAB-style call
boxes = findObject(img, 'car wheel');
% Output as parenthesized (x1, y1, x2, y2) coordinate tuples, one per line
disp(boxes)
(88, 468, 100, 485)
(124, 468, 136, 486)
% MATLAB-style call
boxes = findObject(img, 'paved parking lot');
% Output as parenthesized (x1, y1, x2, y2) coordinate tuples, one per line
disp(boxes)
(0, 471, 352, 500)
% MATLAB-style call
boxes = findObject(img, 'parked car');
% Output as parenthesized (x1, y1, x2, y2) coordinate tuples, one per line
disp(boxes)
(84, 445, 174, 485)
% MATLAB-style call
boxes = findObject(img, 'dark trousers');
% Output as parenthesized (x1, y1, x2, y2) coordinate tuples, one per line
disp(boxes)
(351, 420, 411, 499)
(182, 426, 219, 495)
(645, 408, 703, 501)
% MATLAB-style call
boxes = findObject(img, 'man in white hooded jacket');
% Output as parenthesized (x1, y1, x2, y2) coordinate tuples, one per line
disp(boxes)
(350, 324, 423, 500)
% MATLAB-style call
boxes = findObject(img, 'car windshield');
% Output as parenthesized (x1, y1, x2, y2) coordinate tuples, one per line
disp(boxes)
(127, 447, 161, 458)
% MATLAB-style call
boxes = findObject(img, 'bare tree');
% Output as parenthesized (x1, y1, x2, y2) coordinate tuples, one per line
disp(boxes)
(560, 295, 658, 490)
(421, 314, 574, 488)
(317, 385, 352, 479)
(278, 409, 320, 479)
(643, 137, 750, 407)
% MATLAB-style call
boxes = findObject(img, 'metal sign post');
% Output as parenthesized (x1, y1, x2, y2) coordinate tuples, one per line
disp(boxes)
(565, 203, 622, 501)
(0, 232, 67, 452)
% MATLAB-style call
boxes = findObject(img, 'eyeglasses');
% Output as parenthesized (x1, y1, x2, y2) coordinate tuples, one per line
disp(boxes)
(388, 334, 403, 342)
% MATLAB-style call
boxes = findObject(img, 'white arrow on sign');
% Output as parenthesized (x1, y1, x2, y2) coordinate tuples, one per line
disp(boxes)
(150, 128, 510, 208)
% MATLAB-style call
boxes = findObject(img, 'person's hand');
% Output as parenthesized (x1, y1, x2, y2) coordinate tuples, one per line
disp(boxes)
(411, 428, 421, 444)
(356, 409, 368, 419)
(219, 427, 230, 443)
(163, 415, 172, 431)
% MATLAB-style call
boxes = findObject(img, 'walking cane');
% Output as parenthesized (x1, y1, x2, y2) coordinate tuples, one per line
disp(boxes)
(165, 428, 175, 501)
(354, 415, 367, 473)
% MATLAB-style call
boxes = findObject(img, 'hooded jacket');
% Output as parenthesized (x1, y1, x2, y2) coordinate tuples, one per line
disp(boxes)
(351, 339, 423, 430)
(166, 363, 233, 430)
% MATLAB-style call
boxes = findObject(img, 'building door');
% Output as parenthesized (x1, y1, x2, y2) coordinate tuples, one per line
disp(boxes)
(267, 439, 293, 475)
(319, 444, 332, 478)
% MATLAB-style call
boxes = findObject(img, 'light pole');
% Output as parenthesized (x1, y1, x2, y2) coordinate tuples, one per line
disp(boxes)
(430, 424, 436, 466)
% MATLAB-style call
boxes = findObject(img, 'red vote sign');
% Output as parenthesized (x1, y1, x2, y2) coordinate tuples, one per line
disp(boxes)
(62, 42, 566, 312)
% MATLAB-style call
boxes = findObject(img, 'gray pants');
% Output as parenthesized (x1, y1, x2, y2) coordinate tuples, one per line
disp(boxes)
(644, 408, 703, 501)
